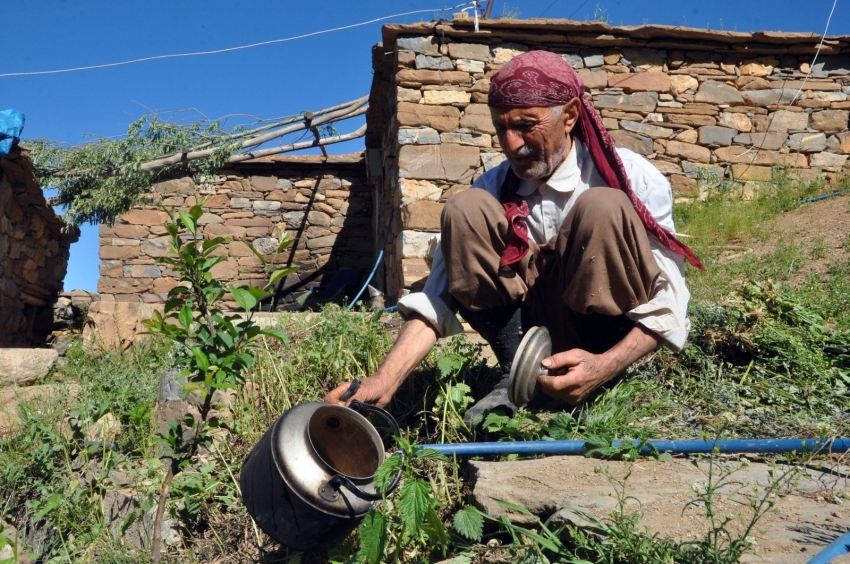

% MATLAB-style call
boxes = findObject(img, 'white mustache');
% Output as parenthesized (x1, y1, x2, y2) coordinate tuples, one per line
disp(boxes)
(512, 145, 536, 158)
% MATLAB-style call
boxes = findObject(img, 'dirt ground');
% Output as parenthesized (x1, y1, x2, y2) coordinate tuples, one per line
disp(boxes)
(754, 192, 850, 282)
(470, 455, 850, 563)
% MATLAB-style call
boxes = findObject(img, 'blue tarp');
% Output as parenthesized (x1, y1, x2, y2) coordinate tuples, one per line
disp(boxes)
(0, 109, 25, 157)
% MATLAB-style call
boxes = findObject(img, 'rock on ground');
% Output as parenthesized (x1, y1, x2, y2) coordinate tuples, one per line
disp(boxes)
(0, 383, 79, 434)
(469, 455, 850, 563)
(0, 349, 58, 387)
(103, 489, 179, 549)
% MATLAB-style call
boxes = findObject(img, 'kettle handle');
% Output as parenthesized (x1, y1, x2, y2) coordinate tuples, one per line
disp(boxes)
(326, 400, 404, 501)
(348, 399, 401, 438)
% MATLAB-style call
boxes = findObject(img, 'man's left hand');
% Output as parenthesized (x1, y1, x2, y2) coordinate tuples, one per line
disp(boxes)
(537, 349, 614, 405)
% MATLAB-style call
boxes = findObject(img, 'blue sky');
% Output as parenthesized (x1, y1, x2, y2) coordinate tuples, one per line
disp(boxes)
(6, 0, 847, 293)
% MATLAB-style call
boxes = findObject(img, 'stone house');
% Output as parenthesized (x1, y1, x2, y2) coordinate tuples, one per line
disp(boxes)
(96, 153, 376, 308)
(364, 17, 850, 300)
(0, 147, 78, 346)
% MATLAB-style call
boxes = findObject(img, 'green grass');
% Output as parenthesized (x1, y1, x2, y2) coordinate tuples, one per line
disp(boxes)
(0, 339, 171, 563)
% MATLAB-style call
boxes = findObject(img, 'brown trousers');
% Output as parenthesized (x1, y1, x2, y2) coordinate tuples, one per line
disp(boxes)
(441, 187, 663, 354)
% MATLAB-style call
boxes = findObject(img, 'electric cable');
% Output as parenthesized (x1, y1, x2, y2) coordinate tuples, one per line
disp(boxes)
(0, 3, 477, 78)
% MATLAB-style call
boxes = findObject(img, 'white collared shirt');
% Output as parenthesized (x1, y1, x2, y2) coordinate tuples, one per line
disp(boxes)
(397, 139, 692, 351)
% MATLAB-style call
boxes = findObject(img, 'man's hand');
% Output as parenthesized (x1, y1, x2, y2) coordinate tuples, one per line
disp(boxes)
(537, 349, 613, 404)
(322, 313, 439, 409)
(324, 376, 396, 408)
(537, 324, 662, 405)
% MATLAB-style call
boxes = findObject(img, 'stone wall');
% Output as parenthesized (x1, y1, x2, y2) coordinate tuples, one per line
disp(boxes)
(367, 18, 850, 300)
(0, 147, 78, 346)
(97, 153, 375, 307)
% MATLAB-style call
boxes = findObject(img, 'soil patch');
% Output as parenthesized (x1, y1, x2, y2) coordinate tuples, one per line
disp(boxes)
(757, 193, 850, 283)
(470, 455, 850, 563)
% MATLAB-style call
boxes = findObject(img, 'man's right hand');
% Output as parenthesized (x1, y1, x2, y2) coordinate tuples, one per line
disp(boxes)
(322, 313, 440, 410)
(324, 376, 395, 408)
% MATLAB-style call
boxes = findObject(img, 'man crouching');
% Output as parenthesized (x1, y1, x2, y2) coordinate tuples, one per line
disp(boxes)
(326, 50, 703, 423)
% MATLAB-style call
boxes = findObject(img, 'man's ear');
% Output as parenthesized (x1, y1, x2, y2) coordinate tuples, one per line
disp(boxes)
(562, 98, 581, 135)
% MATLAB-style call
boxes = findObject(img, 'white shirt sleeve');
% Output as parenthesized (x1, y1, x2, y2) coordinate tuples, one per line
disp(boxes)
(618, 149, 692, 351)
(396, 243, 464, 338)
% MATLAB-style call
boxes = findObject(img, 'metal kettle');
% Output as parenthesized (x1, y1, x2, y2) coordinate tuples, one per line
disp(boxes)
(239, 399, 402, 552)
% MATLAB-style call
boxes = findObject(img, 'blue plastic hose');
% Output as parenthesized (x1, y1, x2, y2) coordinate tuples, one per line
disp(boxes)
(795, 189, 850, 206)
(807, 531, 850, 564)
(419, 438, 850, 457)
(347, 208, 395, 310)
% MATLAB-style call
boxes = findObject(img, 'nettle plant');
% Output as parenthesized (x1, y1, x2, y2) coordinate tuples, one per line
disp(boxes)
(356, 437, 483, 564)
(142, 203, 296, 562)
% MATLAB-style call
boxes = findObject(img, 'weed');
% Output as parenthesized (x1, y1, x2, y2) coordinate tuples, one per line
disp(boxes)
(498, 3, 521, 18)
(581, 433, 671, 462)
(357, 437, 454, 563)
(678, 451, 803, 562)
(588, 4, 609, 23)
(810, 236, 827, 260)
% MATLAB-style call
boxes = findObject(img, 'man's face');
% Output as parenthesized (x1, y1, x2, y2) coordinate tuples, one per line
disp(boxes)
(490, 104, 574, 181)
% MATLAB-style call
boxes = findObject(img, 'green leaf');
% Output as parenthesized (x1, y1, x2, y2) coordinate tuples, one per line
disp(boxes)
(423, 505, 450, 549)
(416, 448, 449, 463)
(452, 506, 484, 541)
(177, 210, 196, 233)
(244, 241, 267, 265)
(276, 233, 294, 253)
(482, 411, 509, 432)
(397, 479, 431, 535)
(189, 204, 204, 221)
(356, 510, 388, 564)
(260, 328, 289, 346)
(437, 355, 463, 378)
(34, 493, 63, 521)
(201, 256, 228, 271)
(164, 297, 184, 313)
(230, 286, 258, 312)
(246, 286, 269, 302)
(191, 347, 210, 372)
(547, 412, 578, 440)
(373, 455, 403, 496)
(178, 304, 193, 328)
(267, 268, 289, 287)
(492, 497, 536, 518)
(201, 237, 227, 253)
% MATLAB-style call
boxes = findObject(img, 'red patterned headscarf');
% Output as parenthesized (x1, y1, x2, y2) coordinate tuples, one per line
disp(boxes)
(489, 50, 705, 271)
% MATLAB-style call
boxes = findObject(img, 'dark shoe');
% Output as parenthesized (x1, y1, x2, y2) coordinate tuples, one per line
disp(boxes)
(456, 303, 523, 374)
(463, 376, 517, 426)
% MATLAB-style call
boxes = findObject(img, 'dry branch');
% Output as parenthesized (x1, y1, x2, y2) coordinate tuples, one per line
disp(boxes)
(138, 95, 369, 172)
(230, 123, 368, 162)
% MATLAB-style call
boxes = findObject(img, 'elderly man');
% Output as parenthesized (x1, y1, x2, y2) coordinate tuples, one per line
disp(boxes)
(326, 51, 703, 420)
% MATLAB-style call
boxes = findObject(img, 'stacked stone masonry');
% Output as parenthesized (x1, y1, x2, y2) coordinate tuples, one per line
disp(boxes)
(98, 154, 375, 307)
(0, 148, 78, 346)
(365, 18, 850, 300)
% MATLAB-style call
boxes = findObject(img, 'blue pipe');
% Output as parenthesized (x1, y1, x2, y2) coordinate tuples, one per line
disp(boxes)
(795, 189, 850, 206)
(807, 531, 850, 564)
(348, 207, 395, 310)
(419, 438, 850, 457)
